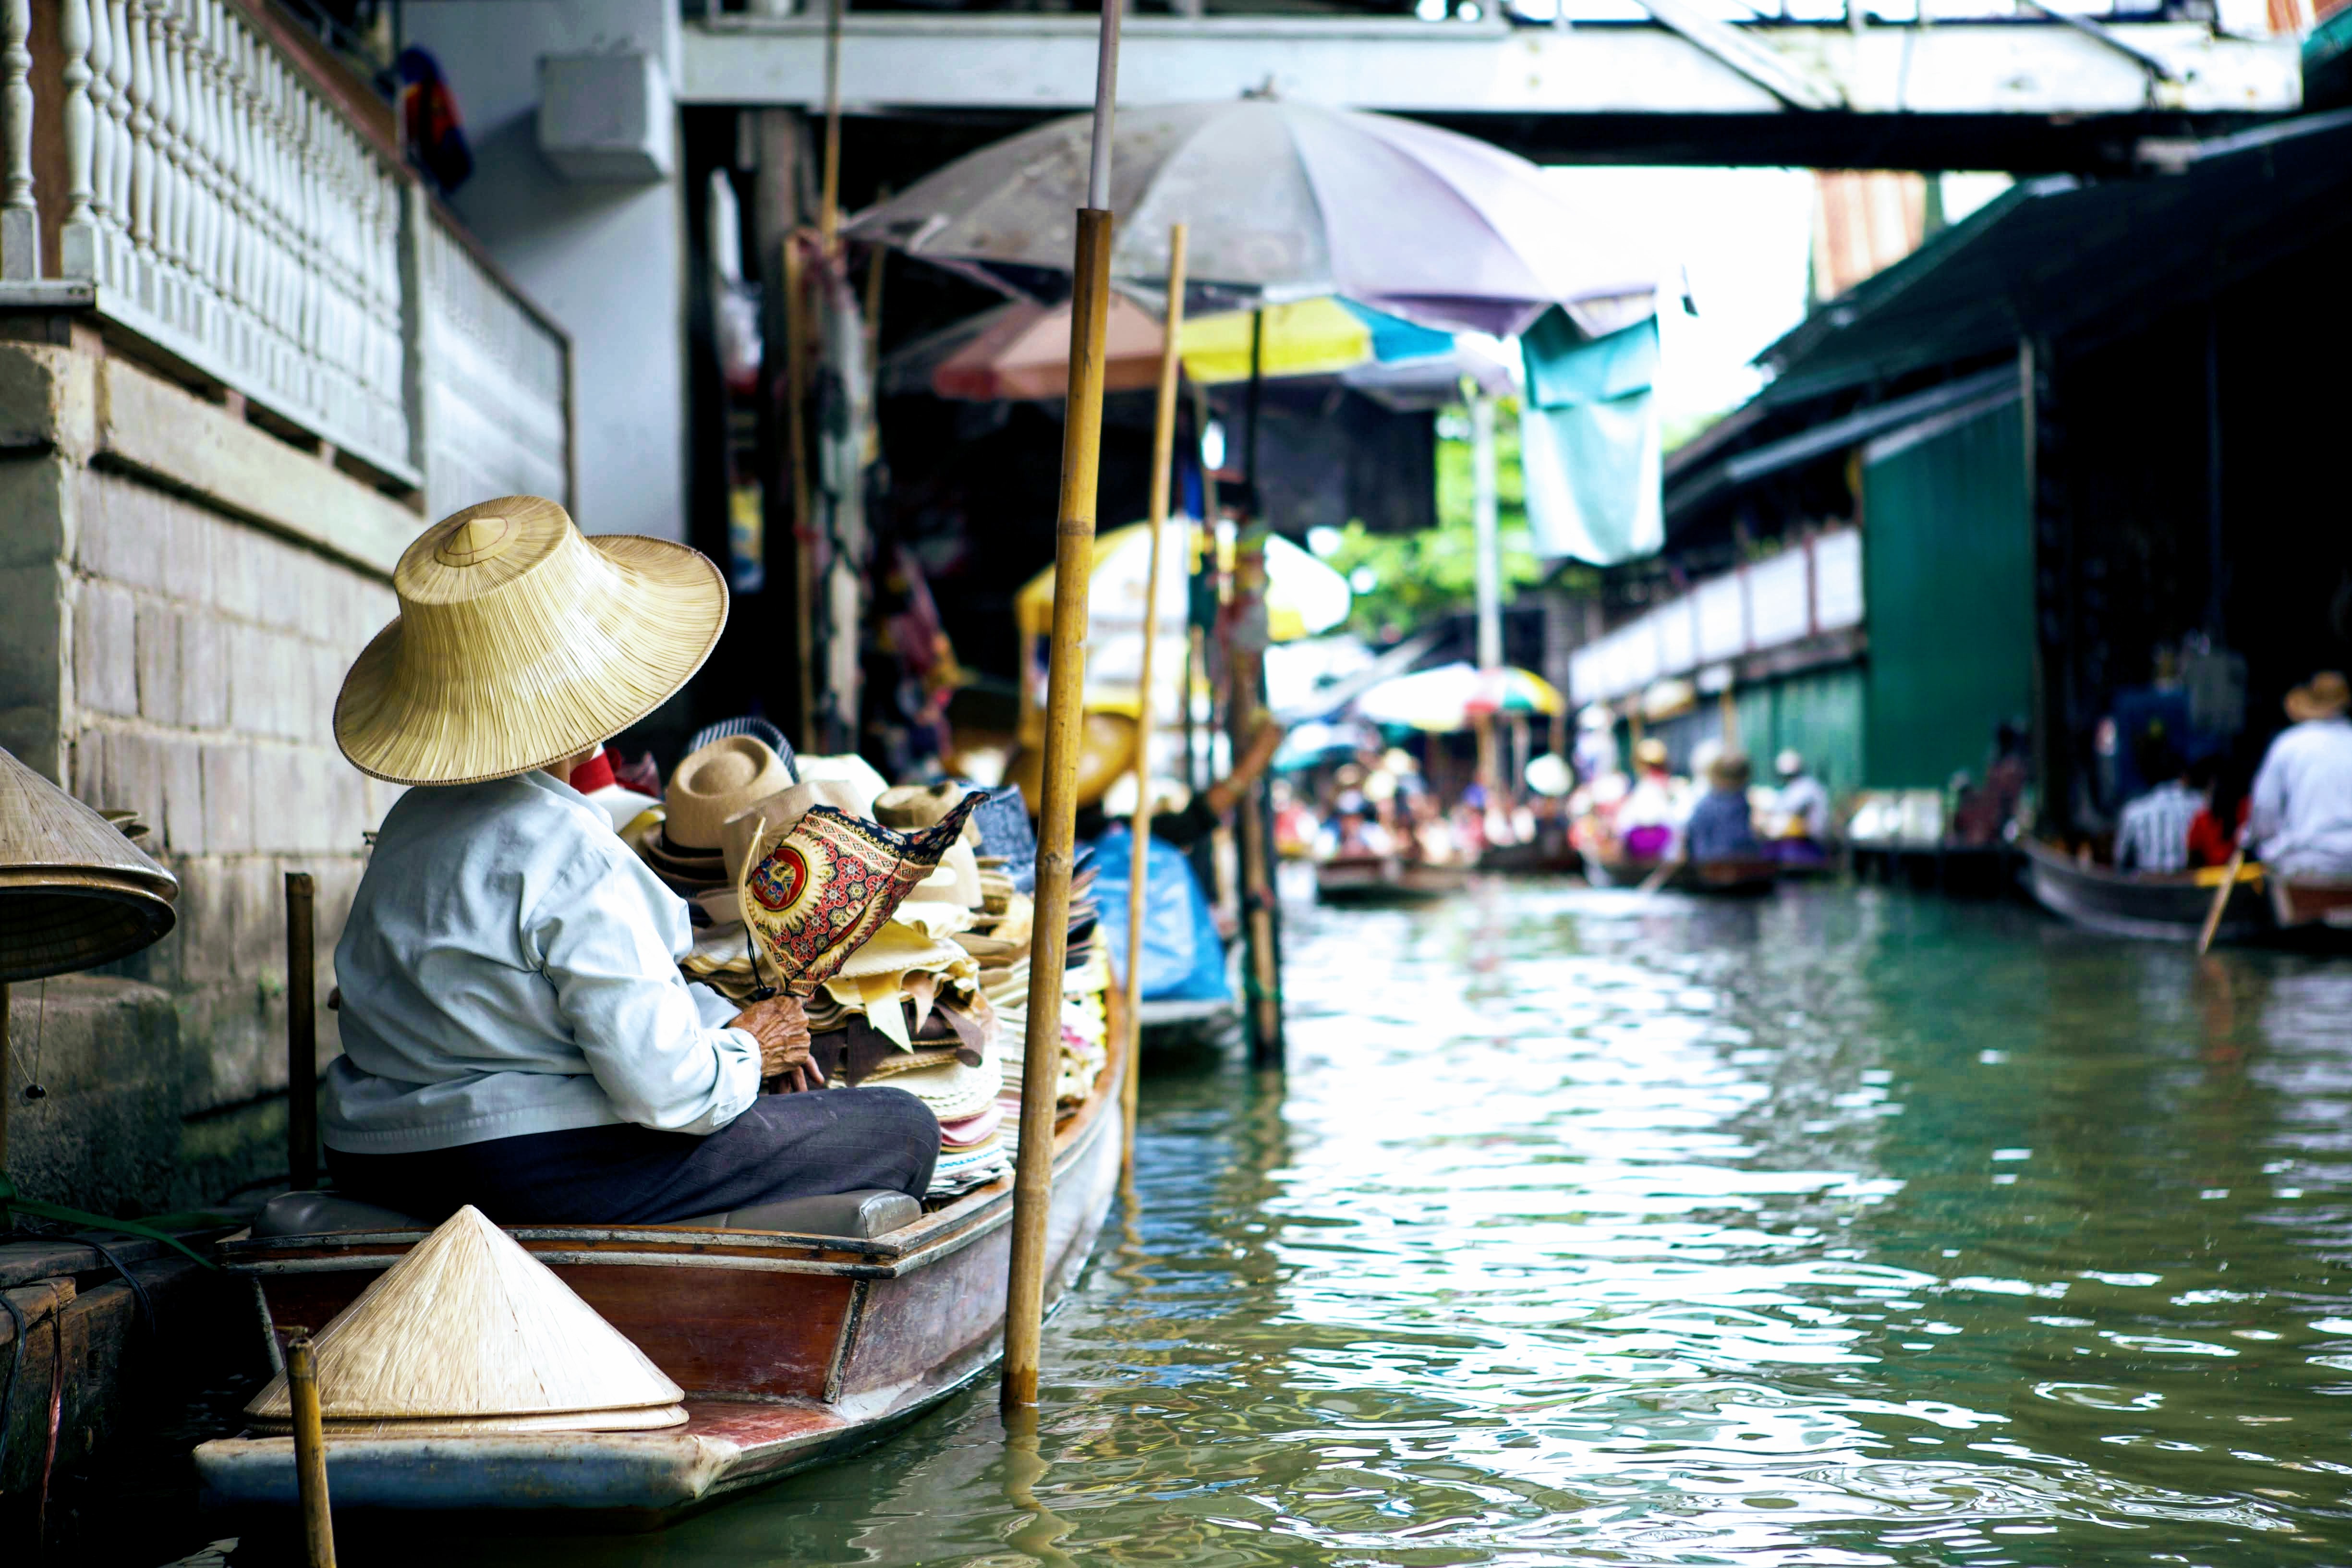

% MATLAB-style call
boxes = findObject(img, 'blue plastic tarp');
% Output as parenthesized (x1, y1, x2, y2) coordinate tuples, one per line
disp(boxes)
(1089, 827, 1231, 1004)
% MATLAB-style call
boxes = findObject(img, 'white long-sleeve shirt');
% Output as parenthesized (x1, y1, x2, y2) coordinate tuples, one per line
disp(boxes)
(2247, 717, 2352, 880)
(322, 770, 761, 1155)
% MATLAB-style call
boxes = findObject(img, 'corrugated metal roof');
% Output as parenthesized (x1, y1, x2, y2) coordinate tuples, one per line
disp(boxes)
(1757, 109, 2352, 404)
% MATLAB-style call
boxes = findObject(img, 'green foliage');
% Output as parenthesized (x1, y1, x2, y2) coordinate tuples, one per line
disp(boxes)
(1322, 401, 1546, 642)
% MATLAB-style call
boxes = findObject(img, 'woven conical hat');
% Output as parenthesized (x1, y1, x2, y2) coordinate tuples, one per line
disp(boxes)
(334, 498, 727, 786)
(244, 1205, 684, 1424)
(0, 746, 178, 983)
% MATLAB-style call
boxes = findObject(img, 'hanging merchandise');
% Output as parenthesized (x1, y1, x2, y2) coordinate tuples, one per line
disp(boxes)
(1518, 310, 1663, 567)
(784, 234, 881, 752)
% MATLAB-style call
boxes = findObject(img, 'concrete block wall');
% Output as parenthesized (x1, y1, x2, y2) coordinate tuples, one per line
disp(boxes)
(0, 340, 423, 1213)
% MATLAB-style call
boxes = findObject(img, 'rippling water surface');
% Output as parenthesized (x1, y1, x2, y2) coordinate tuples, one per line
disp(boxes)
(438, 882, 2352, 1565)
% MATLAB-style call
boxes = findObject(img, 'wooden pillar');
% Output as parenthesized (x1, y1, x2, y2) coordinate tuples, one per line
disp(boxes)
(285, 872, 316, 1190)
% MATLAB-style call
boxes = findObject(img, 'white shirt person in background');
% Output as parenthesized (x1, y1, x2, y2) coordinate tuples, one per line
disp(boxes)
(2246, 671, 2352, 882)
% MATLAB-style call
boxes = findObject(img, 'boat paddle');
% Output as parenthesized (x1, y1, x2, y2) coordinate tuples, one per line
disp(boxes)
(2196, 843, 2247, 957)
(1636, 852, 1684, 897)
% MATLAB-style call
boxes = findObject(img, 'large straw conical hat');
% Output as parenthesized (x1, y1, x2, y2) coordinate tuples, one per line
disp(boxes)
(334, 497, 728, 786)
(0, 746, 178, 983)
(244, 1205, 685, 1429)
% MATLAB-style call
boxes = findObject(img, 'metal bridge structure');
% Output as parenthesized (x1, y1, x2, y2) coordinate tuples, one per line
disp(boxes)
(682, 7, 2303, 171)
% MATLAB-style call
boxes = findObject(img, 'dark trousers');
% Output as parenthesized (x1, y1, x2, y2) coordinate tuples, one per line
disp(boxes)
(327, 1087, 939, 1225)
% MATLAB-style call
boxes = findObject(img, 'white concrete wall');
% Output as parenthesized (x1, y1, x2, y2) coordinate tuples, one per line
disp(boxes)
(401, 0, 690, 541)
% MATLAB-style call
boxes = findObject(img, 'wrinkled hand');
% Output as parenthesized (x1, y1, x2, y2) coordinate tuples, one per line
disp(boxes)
(729, 995, 822, 1094)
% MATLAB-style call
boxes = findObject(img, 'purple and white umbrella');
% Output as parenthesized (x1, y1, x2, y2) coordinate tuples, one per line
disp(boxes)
(845, 98, 1650, 340)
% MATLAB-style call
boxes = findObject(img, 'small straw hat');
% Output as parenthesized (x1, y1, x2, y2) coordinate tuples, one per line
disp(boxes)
(2286, 671, 2350, 723)
(666, 735, 794, 851)
(244, 1205, 684, 1433)
(334, 498, 726, 787)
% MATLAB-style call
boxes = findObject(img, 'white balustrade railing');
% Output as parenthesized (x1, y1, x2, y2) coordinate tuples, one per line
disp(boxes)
(1569, 526, 1866, 705)
(0, 0, 569, 502)
(413, 200, 570, 521)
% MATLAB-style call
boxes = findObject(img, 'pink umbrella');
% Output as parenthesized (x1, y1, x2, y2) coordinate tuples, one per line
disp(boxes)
(931, 293, 1167, 402)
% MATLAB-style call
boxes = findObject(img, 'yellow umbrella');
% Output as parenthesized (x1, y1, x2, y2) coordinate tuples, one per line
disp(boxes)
(1178, 298, 1373, 385)
(1016, 523, 1351, 644)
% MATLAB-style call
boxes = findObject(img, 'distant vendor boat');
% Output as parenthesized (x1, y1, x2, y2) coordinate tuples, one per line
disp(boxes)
(2020, 838, 2352, 946)
(1580, 851, 1781, 897)
(1314, 853, 1468, 905)
(193, 1041, 1126, 1528)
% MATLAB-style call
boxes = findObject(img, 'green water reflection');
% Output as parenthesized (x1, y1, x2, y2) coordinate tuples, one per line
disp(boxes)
(459, 882, 2352, 1565)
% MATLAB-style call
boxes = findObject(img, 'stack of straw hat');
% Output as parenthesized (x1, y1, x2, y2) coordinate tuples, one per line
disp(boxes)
(243, 1206, 686, 1436)
(0, 746, 179, 983)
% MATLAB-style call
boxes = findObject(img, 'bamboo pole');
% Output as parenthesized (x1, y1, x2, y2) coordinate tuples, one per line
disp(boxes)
(285, 873, 316, 1192)
(1233, 309, 1284, 1069)
(1121, 224, 1188, 1177)
(819, 0, 845, 251)
(288, 1333, 338, 1568)
(0, 981, 10, 1177)
(1004, 0, 1124, 1412)
(2197, 842, 2246, 957)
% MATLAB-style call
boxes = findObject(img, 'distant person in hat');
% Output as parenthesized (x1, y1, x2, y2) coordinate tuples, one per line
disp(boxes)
(2245, 670, 2352, 881)
(321, 498, 938, 1224)
(1616, 737, 1681, 861)
(1684, 752, 1764, 863)
(1770, 750, 1831, 846)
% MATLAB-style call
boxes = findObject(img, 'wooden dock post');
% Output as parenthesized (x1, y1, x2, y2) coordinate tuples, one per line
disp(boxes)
(285, 872, 316, 1191)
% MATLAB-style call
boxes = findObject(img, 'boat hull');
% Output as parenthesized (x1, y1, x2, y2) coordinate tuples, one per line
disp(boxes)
(196, 1064, 1125, 1524)
(2020, 839, 2272, 943)
(1581, 854, 1780, 896)
(1314, 856, 1467, 905)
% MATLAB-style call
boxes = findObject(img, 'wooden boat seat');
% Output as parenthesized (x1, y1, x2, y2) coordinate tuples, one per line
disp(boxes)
(248, 1188, 922, 1240)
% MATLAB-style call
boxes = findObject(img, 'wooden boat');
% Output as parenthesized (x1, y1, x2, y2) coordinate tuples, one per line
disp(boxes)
(2022, 837, 2352, 946)
(1476, 837, 1584, 876)
(1580, 851, 1780, 896)
(193, 1046, 1126, 1528)
(1313, 853, 1469, 906)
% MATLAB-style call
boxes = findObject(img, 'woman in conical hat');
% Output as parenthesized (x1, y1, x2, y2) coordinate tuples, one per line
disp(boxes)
(321, 498, 937, 1222)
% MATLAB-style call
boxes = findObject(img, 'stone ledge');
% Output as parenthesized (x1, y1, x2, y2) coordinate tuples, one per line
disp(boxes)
(95, 357, 423, 581)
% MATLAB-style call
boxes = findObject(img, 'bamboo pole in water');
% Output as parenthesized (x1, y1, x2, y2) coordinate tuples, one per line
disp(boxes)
(285, 873, 316, 1191)
(1005, 0, 1124, 1412)
(288, 1334, 338, 1568)
(1122, 224, 1188, 1177)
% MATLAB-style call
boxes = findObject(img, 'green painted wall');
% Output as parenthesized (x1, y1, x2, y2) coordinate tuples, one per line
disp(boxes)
(1736, 665, 1867, 800)
(1859, 403, 2035, 789)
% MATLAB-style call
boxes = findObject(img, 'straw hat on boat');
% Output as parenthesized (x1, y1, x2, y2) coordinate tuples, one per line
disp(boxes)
(334, 497, 727, 787)
(883, 1049, 1003, 1122)
(665, 734, 794, 851)
(0, 746, 179, 983)
(905, 841, 983, 911)
(2286, 671, 2350, 723)
(244, 1205, 685, 1435)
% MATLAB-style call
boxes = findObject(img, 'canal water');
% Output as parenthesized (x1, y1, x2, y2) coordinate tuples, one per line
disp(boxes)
(204, 880, 2352, 1565)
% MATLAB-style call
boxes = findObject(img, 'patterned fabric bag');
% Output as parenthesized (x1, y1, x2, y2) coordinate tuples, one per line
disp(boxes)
(739, 797, 984, 995)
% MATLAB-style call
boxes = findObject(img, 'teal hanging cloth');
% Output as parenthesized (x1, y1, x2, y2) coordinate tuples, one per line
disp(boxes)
(1518, 311, 1662, 566)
